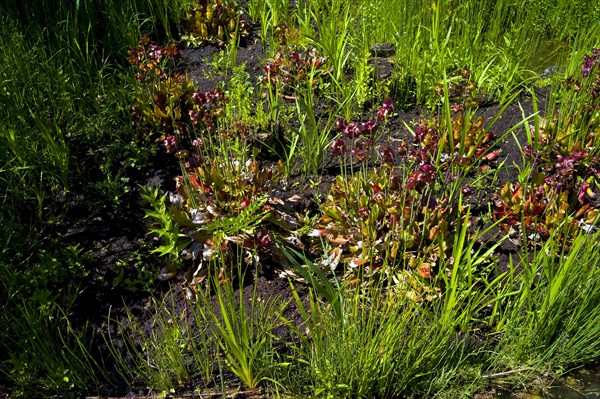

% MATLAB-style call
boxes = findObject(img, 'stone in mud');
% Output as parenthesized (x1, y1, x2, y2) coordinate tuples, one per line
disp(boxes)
(368, 57, 395, 80)
(369, 42, 396, 57)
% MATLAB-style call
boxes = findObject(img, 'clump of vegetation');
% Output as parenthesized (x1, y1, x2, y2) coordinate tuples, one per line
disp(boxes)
(319, 95, 503, 298)
(434, 66, 488, 108)
(171, 157, 303, 279)
(409, 113, 499, 168)
(261, 45, 331, 96)
(558, 47, 600, 147)
(314, 167, 465, 293)
(495, 139, 600, 242)
(127, 35, 182, 82)
(182, 0, 248, 46)
(575, 47, 600, 97)
(144, 143, 306, 282)
(493, 48, 600, 244)
(128, 36, 228, 155)
(331, 97, 394, 162)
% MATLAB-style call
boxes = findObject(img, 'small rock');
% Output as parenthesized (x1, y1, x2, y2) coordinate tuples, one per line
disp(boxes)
(368, 57, 395, 80)
(540, 65, 562, 79)
(159, 264, 178, 281)
(369, 42, 396, 57)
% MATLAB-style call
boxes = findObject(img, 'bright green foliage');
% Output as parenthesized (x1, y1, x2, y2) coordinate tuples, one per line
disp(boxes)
(491, 231, 600, 380)
(196, 274, 283, 389)
(278, 263, 494, 399)
(107, 273, 283, 392)
(141, 186, 191, 263)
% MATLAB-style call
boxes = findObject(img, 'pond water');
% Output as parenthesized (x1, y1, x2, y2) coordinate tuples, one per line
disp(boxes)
(498, 368, 600, 399)
(529, 39, 569, 74)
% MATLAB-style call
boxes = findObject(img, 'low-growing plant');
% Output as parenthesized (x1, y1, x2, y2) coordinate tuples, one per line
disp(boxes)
(128, 36, 228, 152)
(132, 76, 226, 154)
(330, 97, 394, 166)
(261, 45, 330, 96)
(223, 63, 257, 129)
(491, 48, 600, 246)
(332, 92, 501, 181)
(411, 112, 500, 168)
(127, 35, 183, 83)
(162, 156, 305, 282)
(181, 0, 248, 47)
(320, 95, 513, 297)
(313, 166, 466, 299)
(140, 185, 191, 275)
(494, 142, 600, 244)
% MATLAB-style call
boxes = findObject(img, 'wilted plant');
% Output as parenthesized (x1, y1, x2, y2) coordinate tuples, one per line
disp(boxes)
(261, 45, 330, 96)
(181, 0, 248, 46)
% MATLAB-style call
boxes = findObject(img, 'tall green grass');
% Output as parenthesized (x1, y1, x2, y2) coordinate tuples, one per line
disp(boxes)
(0, 1, 185, 395)
(490, 230, 600, 384)
(107, 267, 285, 393)
(0, 272, 113, 397)
(269, 0, 600, 108)
(93, 223, 600, 397)
(0, 0, 184, 255)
